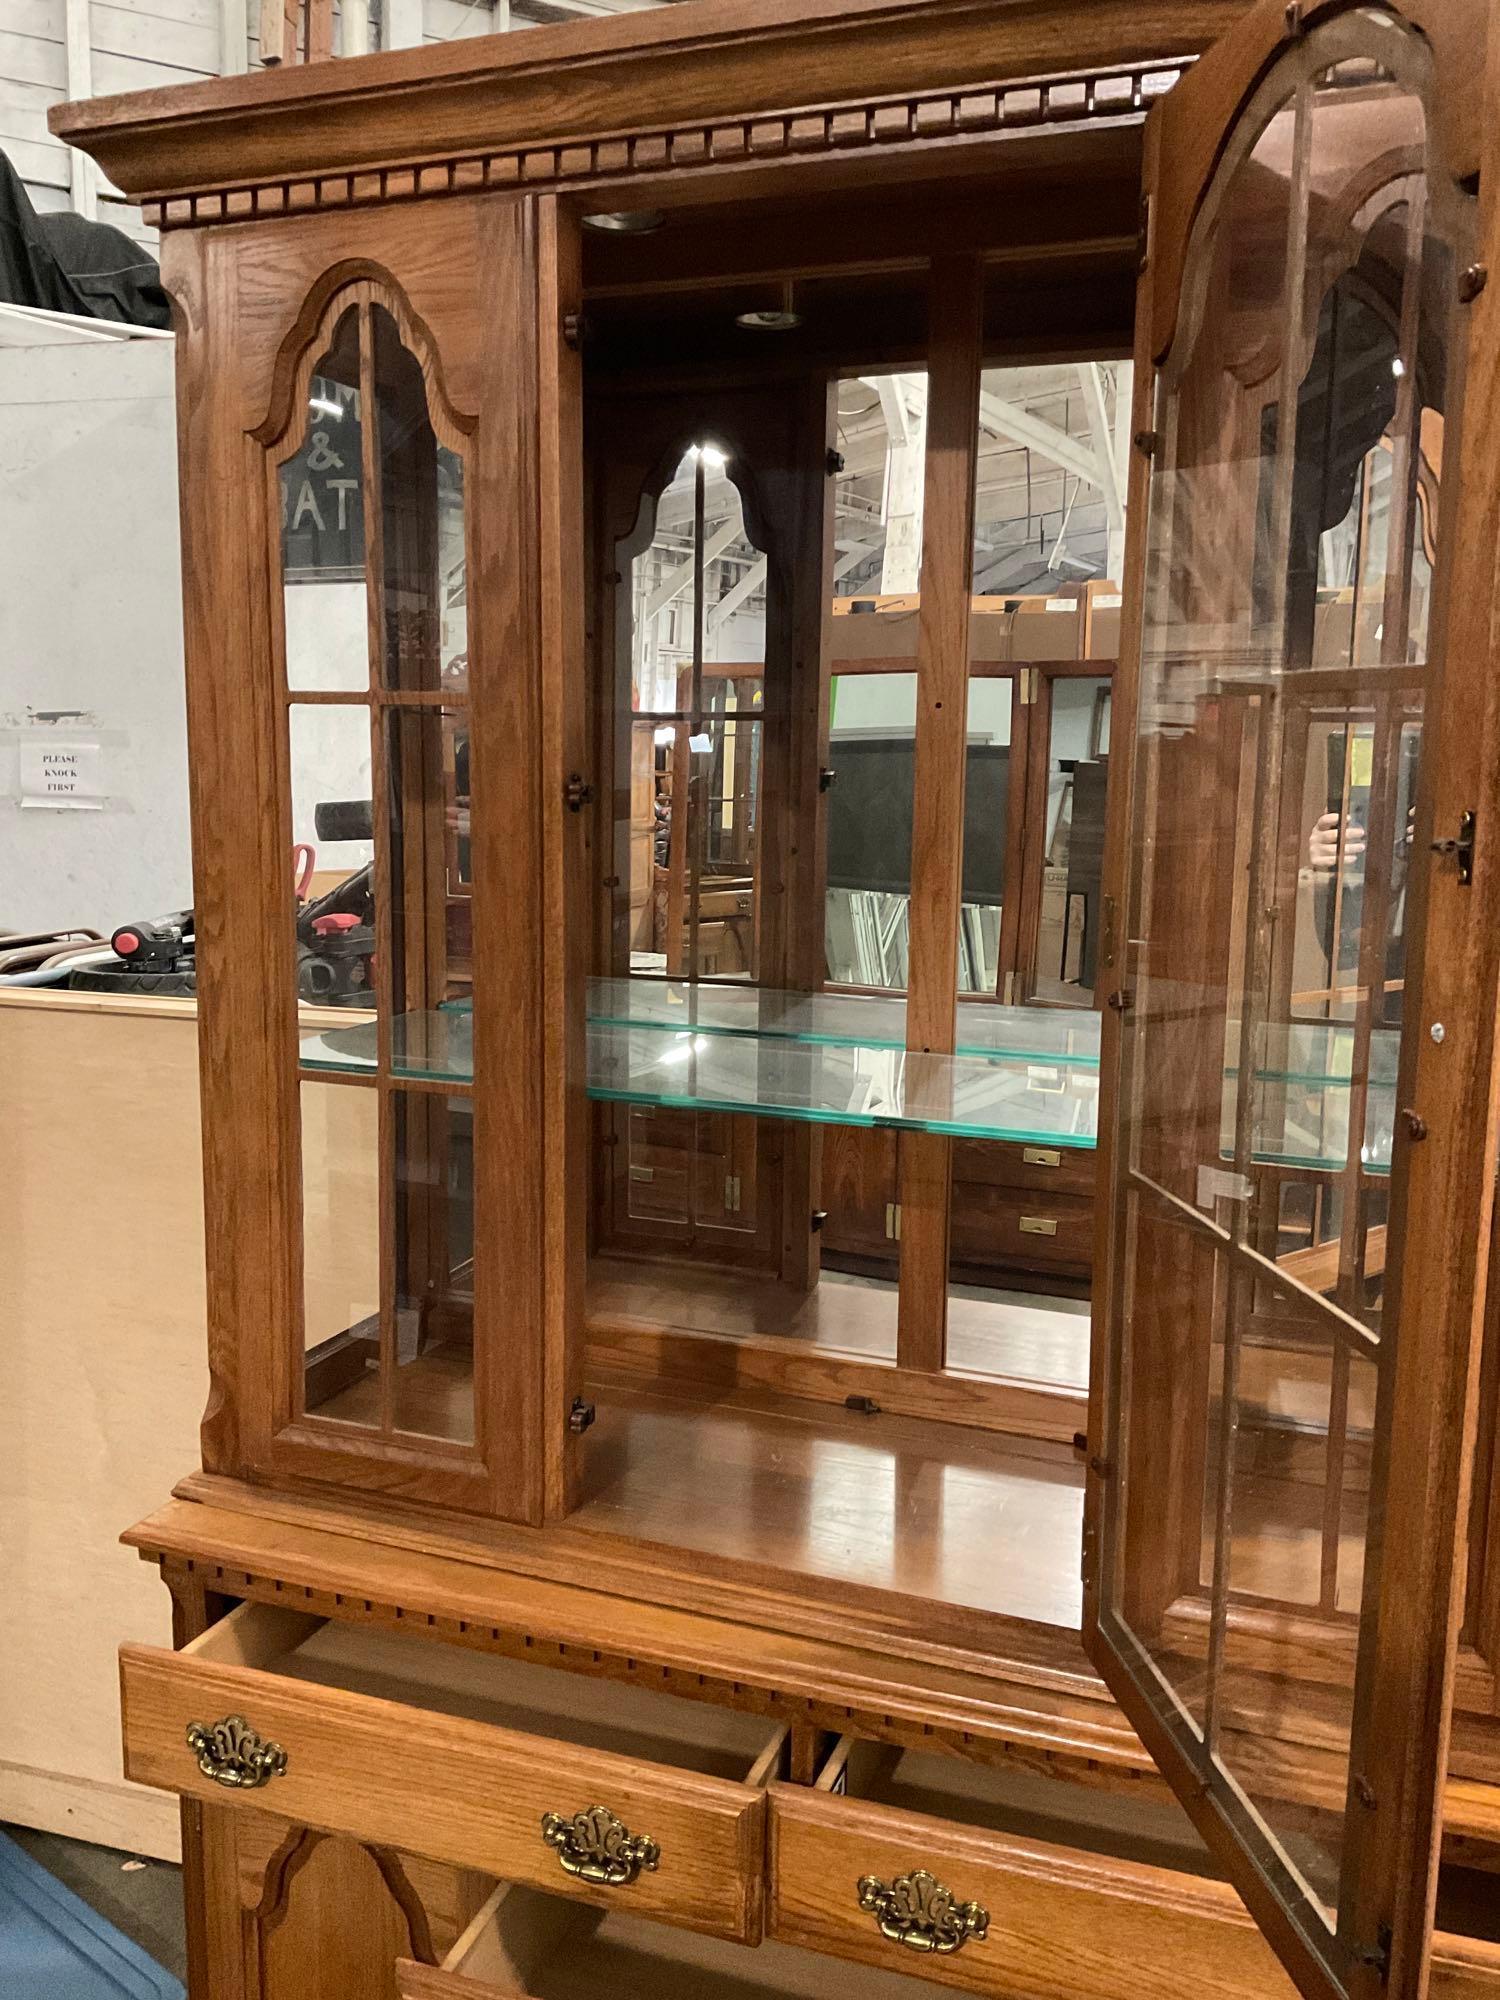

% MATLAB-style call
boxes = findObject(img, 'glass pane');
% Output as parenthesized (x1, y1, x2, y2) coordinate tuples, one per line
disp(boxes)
(290, 703, 377, 1008)
(301, 1077, 380, 1429)
(590, 1107, 899, 1362)
(281, 306, 367, 693)
(824, 371, 930, 989)
(615, 446, 765, 978)
(956, 674, 1012, 996)
(823, 671, 917, 988)
(386, 706, 472, 1014)
(1034, 677, 1111, 1006)
(372, 303, 467, 696)
(1105, 23, 1461, 1942)
(962, 359, 1129, 999)
(391, 1091, 475, 1444)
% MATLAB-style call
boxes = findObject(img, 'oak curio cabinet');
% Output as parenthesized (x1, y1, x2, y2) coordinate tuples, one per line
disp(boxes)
(54, 2, 1500, 1997)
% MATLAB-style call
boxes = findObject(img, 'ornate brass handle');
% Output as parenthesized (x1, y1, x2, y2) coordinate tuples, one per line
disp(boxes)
(541, 1806, 660, 1886)
(857, 1870, 990, 1955)
(185, 1716, 288, 1790)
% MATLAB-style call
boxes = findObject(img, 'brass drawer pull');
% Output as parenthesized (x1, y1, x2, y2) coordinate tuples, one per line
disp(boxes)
(185, 1716, 288, 1790)
(1018, 1214, 1059, 1237)
(541, 1806, 661, 1886)
(858, 1870, 990, 1955)
(1022, 1146, 1062, 1168)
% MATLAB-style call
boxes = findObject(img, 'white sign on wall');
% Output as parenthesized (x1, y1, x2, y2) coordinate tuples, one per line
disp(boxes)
(20, 739, 106, 810)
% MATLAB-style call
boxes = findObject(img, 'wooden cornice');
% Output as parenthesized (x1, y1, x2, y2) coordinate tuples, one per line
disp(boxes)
(49, 0, 1248, 218)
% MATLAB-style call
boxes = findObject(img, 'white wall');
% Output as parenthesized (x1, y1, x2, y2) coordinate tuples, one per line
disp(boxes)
(0, 330, 192, 935)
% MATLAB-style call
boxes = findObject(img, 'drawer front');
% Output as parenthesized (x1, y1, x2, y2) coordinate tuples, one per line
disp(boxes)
(950, 1184, 1093, 1273)
(769, 1783, 1280, 2000)
(120, 1643, 766, 1941)
(951, 1138, 1095, 1199)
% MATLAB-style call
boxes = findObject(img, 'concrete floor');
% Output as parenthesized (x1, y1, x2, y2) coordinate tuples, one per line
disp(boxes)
(2, 1824, 187, 1984)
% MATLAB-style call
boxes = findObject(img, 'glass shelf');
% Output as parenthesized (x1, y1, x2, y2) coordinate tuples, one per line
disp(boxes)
(586, 976, 1101, 1064)
(299, 1008, 473, 1085)
(296, 999, 1394, 1167)
(587, 1023, 1101, 1144)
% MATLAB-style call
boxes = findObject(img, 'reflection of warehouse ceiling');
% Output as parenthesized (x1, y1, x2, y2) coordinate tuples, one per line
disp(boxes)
(633, 360, 1133, 649)
(835, 363, 1133, 599)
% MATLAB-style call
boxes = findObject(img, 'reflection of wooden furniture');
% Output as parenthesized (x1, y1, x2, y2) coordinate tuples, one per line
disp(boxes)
(822, 1127, 1096, 1295)
(55, 4, 1500, 2000)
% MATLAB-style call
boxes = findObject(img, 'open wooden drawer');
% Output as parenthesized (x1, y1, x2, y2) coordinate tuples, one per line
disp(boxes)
(769, 1739, 1500, 2000)
(398, 1878, 990, 1997)
(119, 1603, 783, 1940)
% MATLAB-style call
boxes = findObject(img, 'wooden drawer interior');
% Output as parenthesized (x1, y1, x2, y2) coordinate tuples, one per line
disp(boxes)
(822, 1738, 1213, 1874)
(409, 1880, 972, 1998)
(181, 1604, 782, 1782)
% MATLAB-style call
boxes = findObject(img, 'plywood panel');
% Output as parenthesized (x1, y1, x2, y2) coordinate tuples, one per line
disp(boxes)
(0, 991, 206, 1860)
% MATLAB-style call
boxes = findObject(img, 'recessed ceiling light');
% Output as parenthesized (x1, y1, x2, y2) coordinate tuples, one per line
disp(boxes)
(582, 208, 666, 235)
(736, 280, 802, 332)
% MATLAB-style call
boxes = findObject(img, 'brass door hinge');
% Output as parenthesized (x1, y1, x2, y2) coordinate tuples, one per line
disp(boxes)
(885, 1201, 902, 1242)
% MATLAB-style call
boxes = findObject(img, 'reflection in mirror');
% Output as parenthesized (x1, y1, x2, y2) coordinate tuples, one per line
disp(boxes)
(386, 706, 473, 1017)
(619, 445, 765, 980)
(372, 303, 468, 696)
(281, 306, 367, 693)
(960, 361, 1129, 1006)
(824, 373, 928, 988)
(301, 1078, 380, 1429)
(287, 292, 478, 1462)
(390, 1091, 475, 1444)
(1033, 678, 1111, 1006)
(290, 703, 377, 1008)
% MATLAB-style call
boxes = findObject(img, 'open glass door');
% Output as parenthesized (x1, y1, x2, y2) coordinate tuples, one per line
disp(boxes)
(1089, 6, 1494, 2000)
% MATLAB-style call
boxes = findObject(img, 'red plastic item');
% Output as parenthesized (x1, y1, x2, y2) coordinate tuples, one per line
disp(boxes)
(311, 913, 362, 937)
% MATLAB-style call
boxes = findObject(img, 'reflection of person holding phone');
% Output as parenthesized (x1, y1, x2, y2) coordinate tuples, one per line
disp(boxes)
(1306, 807, 1412, 1024)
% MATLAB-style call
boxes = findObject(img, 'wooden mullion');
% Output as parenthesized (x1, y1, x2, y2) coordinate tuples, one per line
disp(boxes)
(537, 193, 588, 1518)
(896, 255, 984, 1376)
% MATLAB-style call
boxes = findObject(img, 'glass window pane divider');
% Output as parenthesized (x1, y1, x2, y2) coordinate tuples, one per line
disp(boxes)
(1128, 1170, 1384, 1352)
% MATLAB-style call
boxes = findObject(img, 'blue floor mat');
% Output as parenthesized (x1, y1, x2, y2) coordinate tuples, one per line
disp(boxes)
(0, 1832, 184, 2000)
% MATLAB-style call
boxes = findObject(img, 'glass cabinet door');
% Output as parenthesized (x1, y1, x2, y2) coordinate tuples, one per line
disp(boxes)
(268, 278, 504, 1510)
(1089, 10, 1490, 2000)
